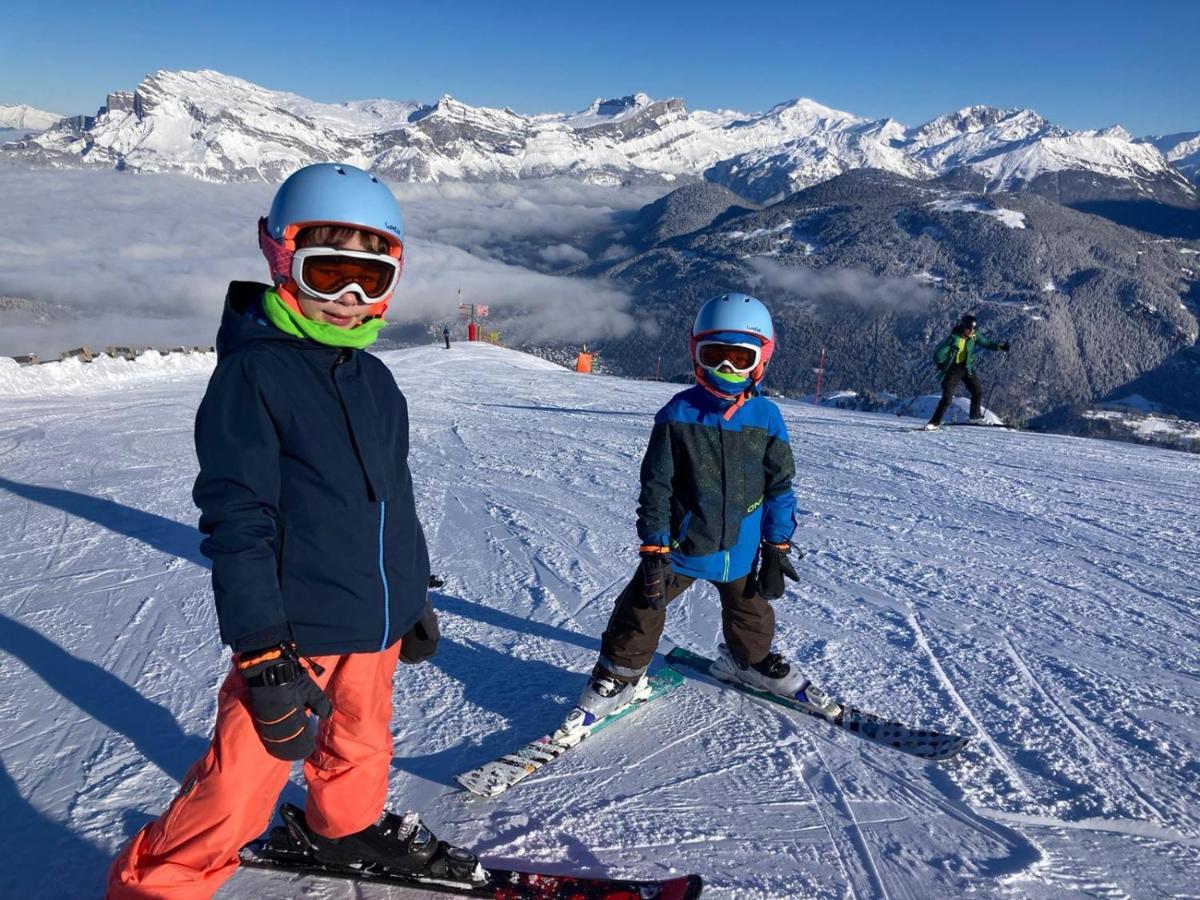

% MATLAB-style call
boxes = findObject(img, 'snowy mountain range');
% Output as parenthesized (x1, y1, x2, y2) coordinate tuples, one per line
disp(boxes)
(5, 69, 1196, 205)
(0, 103, 62, 131)
(1147, 130, 1200, 182)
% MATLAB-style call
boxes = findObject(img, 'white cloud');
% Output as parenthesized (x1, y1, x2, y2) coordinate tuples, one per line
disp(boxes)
(748, 257, 938, 313)
(401, 241, 634, 341)
(538, 243, 590, 266)
(0, 170, 665, 355)
(0, 169, 269, 355)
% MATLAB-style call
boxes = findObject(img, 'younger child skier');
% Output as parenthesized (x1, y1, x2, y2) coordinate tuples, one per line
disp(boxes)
(107, 163, 466, 899)
(576, 293, 838, 725)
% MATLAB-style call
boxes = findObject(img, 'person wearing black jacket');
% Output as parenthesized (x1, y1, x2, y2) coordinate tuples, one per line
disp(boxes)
(108, 165, 473, 900)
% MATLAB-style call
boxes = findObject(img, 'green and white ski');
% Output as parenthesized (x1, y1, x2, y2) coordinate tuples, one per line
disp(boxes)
(455, 667, 684, 798)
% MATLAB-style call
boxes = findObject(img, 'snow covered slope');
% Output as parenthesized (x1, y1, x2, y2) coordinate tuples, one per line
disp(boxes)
(7, 69, 1194, 205)
(1, 343, 1198, 898)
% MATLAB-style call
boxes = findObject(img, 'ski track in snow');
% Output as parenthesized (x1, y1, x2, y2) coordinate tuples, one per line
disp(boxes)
(1, 342, 1198, 899)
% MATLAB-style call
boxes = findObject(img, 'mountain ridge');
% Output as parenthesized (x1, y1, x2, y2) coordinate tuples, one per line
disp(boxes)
(0, 103, 63, 131)
(6, 68, 1195, 209)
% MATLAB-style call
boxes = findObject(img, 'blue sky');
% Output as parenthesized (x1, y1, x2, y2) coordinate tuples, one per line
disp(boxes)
(4, 0, 1197, 135)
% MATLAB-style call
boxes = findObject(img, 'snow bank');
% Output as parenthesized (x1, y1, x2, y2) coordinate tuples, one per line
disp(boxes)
(376, 341, 569, 375)
(0, 351, 216, 397)
(893, 393, 1005, 424)
(0, 342, 570, 399)
(794, 389, 867, 409)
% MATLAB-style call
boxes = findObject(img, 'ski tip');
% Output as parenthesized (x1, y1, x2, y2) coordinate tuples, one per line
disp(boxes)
(925, 736, 970, 761)
(455, 773, 509, 798)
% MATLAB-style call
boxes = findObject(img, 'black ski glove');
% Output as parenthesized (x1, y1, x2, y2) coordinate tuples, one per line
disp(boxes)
(238, 644, 332, 761)
(756, 542, 800, 600)
(401, 600, 440, 664)
(638, 546, 672, 611)
(999, 342, 1011, 352)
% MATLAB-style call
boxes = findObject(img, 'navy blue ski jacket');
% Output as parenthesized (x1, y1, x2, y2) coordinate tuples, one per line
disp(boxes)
(637, 386, 796, 583)
(193, 282, 430, 655)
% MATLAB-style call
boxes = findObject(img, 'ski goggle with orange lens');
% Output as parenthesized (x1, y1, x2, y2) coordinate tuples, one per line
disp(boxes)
(291, 247, 402, 302)
(695, 340, 762, 374)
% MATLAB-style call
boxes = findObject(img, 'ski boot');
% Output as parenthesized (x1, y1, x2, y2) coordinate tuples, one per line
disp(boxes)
(274, 802, 484, 885)
(923, 422, 941, 431)
(968, 417, 988, 425)
(710, 644, 841, 718)
(571, 672, 652, 728)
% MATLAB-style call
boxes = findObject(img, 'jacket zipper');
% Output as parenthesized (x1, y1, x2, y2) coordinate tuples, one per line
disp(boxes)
(718, 415, 731, 582)
(332, 348, 390, 647)
(377, 501, 390, 651)
(718, 420, 727, 549)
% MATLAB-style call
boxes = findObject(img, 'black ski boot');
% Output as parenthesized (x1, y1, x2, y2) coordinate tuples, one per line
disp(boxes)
(275, 803, 483, 884)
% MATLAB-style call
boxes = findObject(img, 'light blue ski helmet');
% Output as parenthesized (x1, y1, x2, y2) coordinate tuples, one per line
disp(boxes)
(691, 292, 775, 342)
(690, 293, 777, 384)
(259, 163, 405, 314)
(265, 163, 404, 246)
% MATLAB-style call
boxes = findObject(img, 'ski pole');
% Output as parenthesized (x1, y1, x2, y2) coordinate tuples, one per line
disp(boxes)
(983, 351, 1010, 418)
(896, 354, 936, 417)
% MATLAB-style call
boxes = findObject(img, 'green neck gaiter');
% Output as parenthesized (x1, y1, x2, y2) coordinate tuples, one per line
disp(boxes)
(262, 289, 387, 350)
(709, 367, 745, 385)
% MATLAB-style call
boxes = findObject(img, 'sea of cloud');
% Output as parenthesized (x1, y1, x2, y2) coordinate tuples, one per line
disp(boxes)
(0, 168, 667, 356)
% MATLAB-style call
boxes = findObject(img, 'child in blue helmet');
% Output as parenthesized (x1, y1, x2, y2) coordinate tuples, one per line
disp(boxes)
(108, 164, 479, 899)
(574, 293, 839, 726)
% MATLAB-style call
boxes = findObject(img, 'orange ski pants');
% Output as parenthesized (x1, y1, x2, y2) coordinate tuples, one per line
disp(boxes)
(107, 641, 401, 899)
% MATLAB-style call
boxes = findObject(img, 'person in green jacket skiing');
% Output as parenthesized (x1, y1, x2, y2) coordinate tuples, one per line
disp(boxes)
(924, 314, 1010, 430)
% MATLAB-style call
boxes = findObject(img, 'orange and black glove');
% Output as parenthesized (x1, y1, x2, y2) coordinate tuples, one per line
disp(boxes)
(638, 545, 672, 611)
(238, 644, 332, 761)
(756, 542, 801, 600)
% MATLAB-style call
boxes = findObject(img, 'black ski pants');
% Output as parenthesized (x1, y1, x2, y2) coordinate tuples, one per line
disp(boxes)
(929, 363, 982, 425)
(595, 560, 775, 683)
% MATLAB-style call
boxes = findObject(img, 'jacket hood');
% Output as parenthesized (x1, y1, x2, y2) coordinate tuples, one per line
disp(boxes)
(215, 281, 306, 359)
